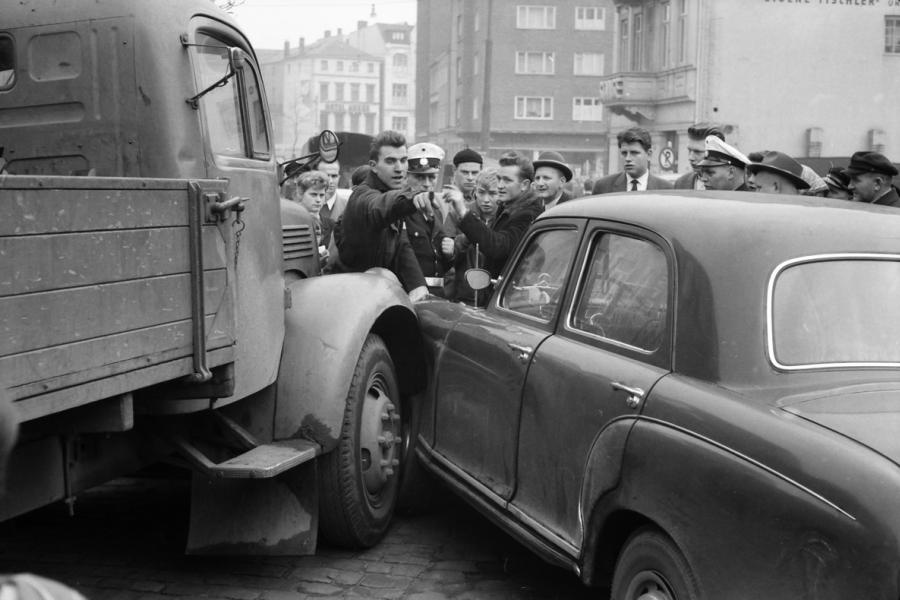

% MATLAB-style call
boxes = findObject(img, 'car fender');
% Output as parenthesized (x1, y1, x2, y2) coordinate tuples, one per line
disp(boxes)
(275, 271, 424, 452)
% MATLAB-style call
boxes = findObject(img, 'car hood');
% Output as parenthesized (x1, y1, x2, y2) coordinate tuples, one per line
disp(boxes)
(777, 384, 900, 466)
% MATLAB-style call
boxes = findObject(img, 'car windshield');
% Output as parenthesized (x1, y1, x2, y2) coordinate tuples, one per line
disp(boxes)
(769, 256, 900, 368)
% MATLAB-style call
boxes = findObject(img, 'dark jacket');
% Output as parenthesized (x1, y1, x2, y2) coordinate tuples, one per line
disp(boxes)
(456, 190, 543, 279)
(332, 171, 425, 291)
(873, 186, 900, 208)
(592, 172, 673, 194)
(673, 170, 699, 190)
(405, 210, 450, 278)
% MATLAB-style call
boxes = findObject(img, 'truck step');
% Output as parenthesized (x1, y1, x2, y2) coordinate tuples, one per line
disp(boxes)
(209, 440, 319, 479)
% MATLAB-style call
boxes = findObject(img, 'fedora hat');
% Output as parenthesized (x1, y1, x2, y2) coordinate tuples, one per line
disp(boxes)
(746, 151, 809, 189)
(533, 151, 573, 181)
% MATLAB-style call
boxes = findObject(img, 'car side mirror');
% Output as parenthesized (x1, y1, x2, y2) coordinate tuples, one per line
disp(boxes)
(229, 47, 246, 71)
(465, 268, 492, 291)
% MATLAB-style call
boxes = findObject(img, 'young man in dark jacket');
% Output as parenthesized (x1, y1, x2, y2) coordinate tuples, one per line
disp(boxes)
(331, 130, 435, 301)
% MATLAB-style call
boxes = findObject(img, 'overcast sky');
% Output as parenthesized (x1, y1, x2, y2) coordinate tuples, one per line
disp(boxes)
(230, 0, 418, 51)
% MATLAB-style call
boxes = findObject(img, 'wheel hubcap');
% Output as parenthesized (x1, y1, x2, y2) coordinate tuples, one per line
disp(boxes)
(359, 374, 400, 500)
(627, 570, 676, 600)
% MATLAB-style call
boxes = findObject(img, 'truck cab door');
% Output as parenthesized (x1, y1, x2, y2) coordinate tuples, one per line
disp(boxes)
(186, 24, 284, 403)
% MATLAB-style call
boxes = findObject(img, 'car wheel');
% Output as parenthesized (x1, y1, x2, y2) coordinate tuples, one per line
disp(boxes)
(317, 334, 401, 548)
(611, 527, 701, 600)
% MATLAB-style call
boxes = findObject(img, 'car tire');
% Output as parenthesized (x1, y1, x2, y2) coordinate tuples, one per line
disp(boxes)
(611, 527, 701, 600)
(317, 334, 401, 548)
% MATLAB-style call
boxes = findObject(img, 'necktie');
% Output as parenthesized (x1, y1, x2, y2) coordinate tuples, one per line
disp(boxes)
(630, 179, 639, 191)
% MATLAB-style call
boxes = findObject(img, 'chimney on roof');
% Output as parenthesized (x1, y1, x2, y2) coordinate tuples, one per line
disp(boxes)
(337, 27, 343, 36)
(283, 40, 289, 57)
(299, 37, 305, 50)
(324, 30, 331, 38)
(358, 20, 367, 30)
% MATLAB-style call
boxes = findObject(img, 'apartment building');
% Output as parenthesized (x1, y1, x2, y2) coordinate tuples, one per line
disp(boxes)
(600, 0, 900, 175)
(416, 1, 617, 179)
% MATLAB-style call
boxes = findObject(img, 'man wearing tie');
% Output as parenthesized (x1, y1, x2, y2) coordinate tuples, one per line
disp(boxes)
(592, 127, 673, 194)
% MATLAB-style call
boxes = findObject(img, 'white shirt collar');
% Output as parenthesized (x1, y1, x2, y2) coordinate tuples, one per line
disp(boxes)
(629, 171, 650, 191)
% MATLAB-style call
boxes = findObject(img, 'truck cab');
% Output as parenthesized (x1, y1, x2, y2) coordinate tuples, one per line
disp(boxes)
(0, 0, 425, 554)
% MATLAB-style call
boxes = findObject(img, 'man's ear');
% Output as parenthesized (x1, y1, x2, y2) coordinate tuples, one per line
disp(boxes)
(368, 159, 377, 167)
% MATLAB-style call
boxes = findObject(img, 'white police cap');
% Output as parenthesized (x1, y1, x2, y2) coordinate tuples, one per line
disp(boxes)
(408, 142, 445, 174)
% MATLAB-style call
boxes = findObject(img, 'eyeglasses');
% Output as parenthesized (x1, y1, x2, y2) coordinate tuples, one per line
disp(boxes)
(476, 187, 500, 197)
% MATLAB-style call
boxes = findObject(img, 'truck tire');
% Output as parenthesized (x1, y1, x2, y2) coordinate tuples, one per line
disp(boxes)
(317, 334, 402, 548)
(611, 527, 701, 600)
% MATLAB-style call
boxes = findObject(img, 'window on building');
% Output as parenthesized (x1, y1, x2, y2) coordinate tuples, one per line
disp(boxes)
(886, 16, 900, 53)
(391, 31, 405, 41)
(335, 82, 345, 101)
(661, 2, 671, 67)
(392, 83, 408, 101)
(366, 83, 375, 102)
(457, 13, 464, 39)
(573, 97, 603, 121)
(475, 10, 481, 31)
(368, 62, 375, 73)
(350, 61, 359, 72)
(474, 52, 480, 75)
(632, 11, 644, 70)
(393, 53, 408, 68)
(319, 82, 329, 101)
(336, 60, 344, 72)
(574, 52, 604, 76)
(320, 59, 328, 71)
(320, 111, 329, 131)
(516, 51, 555, 74)
(350, 83, 360, 102)
(575, 6, 606, 30)
(392, 116, 408, 131)
(473, 96, 479, 120)
(678, 0, 688, 64)
(457, 55, 463, 82)
(619, 13, 629, 71)
(517, 5, 556, 29)
(515, 96, 553, 119)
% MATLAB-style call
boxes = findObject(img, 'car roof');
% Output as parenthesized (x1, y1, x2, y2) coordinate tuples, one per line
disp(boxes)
(542, 191, 900, 390)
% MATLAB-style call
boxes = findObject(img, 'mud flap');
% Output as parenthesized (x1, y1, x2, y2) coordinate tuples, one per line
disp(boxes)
(186, 460, 318, 555)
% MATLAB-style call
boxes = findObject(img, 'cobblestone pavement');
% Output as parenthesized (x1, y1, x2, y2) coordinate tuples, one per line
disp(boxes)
(0, 473, 603, 599)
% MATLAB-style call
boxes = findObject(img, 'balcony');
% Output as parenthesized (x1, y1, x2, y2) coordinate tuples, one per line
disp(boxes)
(598, 65, 697, 121)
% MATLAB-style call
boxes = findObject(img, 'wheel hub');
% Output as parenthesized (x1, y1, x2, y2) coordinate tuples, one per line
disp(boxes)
(359, 377, 400, 497)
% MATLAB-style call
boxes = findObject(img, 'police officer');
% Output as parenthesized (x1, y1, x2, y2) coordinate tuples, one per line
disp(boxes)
(843, 151, 900, 207)
(404, 142, 453, 296)
(695, 136, 752, 191)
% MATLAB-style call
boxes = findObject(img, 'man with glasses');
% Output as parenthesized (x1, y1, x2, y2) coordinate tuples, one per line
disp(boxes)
(695, 136, 752, 192)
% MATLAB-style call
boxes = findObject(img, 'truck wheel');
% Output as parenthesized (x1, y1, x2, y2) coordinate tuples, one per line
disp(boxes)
(318, 334, 401, 548)
(611, 527, 700, 600)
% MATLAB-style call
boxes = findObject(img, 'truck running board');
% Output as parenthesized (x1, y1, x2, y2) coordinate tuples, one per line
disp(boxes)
(166, 411, 320, 479)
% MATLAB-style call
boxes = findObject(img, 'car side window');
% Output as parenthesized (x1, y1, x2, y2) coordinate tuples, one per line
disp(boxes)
(0, 35, 15, 90)
(245, 64, 271, 158)
(498, 228, 579, 322)
(193, 33, 244, 158)
(571, 233, 668, 352)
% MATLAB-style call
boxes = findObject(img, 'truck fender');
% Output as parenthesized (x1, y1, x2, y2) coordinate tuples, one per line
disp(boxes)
(275, 272, 424, 452)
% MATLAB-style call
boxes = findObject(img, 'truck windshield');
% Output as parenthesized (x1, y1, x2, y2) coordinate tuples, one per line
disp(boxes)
(193, 33, 244, 158)
(769, 256, 900, 369)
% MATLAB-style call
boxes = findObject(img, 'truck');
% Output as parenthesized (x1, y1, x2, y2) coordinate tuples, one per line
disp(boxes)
(0, 0, 426, 555)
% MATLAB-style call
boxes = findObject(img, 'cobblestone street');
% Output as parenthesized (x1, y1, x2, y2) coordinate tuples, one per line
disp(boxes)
(0, 473, 600, 599)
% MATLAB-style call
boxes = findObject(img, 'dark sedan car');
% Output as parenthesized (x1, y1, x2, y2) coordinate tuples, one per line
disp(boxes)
(412, 192, 900, 600)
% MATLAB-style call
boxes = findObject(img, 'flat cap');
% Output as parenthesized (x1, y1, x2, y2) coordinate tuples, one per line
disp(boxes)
(408, 142, 445, 174)
(842, 151, 899, 178)
(696, 135, 749, 168)
(823, 166, 850, 192)
(746, 151, 810, 190)
(533, 150, 573, 181)
(452, 148, 483, 167)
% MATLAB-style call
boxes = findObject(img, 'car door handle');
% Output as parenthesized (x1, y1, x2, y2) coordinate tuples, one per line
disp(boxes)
(611, 381, 645, 409)
(507, 343, 533, 362)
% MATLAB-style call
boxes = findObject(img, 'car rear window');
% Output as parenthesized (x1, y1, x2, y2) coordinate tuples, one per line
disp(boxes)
(0, 35, 15, 90)
(769, 255, 900, 369)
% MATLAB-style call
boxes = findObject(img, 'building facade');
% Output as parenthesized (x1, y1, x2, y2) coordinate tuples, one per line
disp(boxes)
(600, 0, 900, 176)
(416, 0, 617, 179)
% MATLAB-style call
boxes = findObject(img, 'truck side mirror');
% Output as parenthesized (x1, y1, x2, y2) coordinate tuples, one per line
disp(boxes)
(229, 47, 246, 71)
(318, 130, 340, 164)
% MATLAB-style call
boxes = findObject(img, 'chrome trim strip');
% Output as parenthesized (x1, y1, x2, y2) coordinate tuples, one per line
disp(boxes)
(766, 253, 900, 371)
(637, 415, 856, 521)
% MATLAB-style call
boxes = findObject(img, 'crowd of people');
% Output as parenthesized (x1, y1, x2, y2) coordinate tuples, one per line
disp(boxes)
(280, 125, 900, 303)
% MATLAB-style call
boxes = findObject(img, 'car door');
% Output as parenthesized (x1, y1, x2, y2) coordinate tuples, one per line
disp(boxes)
(510, 223, 673, 551)
(433, 221, 582, 500)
